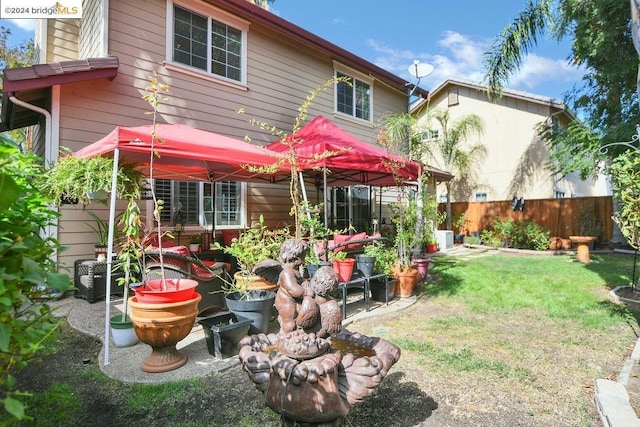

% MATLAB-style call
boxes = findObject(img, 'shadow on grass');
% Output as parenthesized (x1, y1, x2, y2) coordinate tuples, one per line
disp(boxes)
(347, 371, 438, 425)
(415, 257, 469, 298)
(586, 252, 640, 290)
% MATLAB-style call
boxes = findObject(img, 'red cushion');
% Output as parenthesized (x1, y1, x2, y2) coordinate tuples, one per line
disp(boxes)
(333, 232, 367, 251)
(222, 229, 239, 246)
(164, 245, 190, 256)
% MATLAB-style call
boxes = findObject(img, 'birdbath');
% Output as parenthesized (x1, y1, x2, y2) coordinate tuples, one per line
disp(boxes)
(238, 239, 401, 425)
(569, 236, 596, 263)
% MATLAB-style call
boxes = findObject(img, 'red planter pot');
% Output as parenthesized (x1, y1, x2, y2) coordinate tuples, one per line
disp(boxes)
(332, 258, 355, 282)
(133, 278, 198, 303)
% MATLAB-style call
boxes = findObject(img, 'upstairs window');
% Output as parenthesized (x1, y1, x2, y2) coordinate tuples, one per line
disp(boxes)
(336, 71, 371, 121)
(171, 3, 247, 83)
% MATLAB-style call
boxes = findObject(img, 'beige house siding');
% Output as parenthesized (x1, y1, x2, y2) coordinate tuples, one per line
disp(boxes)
(45, 19, 79, 62)
(420, 80, 609, 203)
(79, 0, 105, 58)
(40, 0, 411, 270)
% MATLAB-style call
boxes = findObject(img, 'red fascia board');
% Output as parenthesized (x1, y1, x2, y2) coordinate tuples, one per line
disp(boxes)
(3, 67, 118, 93)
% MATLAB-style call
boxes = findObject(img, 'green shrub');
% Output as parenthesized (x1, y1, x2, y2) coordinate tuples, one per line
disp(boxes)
(481, 218, 551, 251)
(0, 139, 72, 423)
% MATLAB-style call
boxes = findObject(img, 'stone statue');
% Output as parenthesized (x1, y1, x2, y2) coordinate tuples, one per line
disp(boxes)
(239, 238, 401, 425)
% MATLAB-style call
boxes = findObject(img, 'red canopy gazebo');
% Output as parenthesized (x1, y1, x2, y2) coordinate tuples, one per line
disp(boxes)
(267, 115, 452, 226)
(266, 115, 424, 186)
(74, 123, 287, 365)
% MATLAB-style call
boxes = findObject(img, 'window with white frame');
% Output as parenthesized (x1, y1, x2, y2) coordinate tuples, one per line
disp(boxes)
(171, 3, 247, 83)
(155, 180, 245, 228)
(473, 191, 488, 202)
(336, 71, 371, 121)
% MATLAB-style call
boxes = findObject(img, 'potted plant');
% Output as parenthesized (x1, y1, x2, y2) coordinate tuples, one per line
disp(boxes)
(390, 197, 421, 297)
(214, 214, 289, 291)
(123, 76, 202, 372)
(44, 150, 144, 206)
(330, 250, 355, 283)
(86, 210, 109, 261)
(363, 241, 398, 302)
(189, 234, 203, 254)
(453, 212, 468, 244)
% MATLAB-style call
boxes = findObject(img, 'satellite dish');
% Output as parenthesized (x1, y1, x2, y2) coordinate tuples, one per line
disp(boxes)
(408, 61, 434, 79)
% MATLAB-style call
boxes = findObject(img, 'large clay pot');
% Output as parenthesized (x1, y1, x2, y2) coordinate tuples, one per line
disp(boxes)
(393, 267, 420, 298)
(234, 272, 278, 291)
(129, 292, 201, 373)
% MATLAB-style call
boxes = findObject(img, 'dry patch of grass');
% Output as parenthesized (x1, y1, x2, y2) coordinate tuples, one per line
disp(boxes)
(349, 253, 639, 425)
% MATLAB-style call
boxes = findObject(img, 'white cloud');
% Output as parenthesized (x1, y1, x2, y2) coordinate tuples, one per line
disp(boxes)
(8, 19, 36, 32)
(367, 30, 584, 98)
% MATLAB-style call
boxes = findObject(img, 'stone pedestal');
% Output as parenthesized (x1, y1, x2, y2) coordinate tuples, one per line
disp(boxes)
(569, 236, 596, 263)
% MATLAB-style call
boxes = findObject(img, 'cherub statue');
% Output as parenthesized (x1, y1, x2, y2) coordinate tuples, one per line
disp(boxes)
(273, 238, 315, 333)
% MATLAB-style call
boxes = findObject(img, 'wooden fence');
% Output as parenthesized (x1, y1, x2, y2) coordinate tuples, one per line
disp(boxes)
(439, 196, 614, 243)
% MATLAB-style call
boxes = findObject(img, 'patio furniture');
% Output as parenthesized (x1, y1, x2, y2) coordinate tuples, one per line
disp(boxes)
(74, 259, 124, 303)
(338, 271, 387, 319)
(143, 249, 230, 316)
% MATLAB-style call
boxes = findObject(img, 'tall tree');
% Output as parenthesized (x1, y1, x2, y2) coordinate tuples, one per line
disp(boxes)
(0, 26, 36, 145)
(483, 0, 638, 178)
(419, 108, 486, 230)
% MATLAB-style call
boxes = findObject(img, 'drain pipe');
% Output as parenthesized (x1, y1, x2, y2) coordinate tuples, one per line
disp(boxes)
(8, 95, 57, 245)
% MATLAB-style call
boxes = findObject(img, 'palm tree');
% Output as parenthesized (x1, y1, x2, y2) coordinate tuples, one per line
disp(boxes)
(419, 108, 486, 230)
(483, 0, 557, 100)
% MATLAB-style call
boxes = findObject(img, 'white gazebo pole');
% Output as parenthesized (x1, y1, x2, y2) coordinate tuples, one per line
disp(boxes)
(103, 148, 120, 366)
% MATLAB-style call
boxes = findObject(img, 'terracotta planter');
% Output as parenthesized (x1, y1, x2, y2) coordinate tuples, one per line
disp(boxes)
(129, 292, 202, 373)
(133, 278, 198, 304)
(332, 258, 355, 282)
(234, 272, 278, 292)
(425, 243, 438, 253)
(392, 267, 420, 298)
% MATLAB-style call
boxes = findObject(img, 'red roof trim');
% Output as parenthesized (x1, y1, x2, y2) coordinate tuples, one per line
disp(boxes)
(2, 57, 119, 93)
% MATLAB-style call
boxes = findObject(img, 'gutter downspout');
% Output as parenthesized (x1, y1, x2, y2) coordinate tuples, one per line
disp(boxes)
(9, 96, 58, 245)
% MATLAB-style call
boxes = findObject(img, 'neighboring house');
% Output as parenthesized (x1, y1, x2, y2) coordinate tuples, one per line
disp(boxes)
(0, 0, 440, 271)
(412, 78, 610, 203)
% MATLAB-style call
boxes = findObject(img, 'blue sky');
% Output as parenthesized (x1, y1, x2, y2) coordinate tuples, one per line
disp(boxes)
(270, 0, 584, 100)
(1, 0, 584, 100)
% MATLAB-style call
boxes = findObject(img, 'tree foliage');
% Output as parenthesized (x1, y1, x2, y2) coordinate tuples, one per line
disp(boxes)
(0, 135, 72, 423)
(609, 148, 640, 250)
(484, 0, 639, 177)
